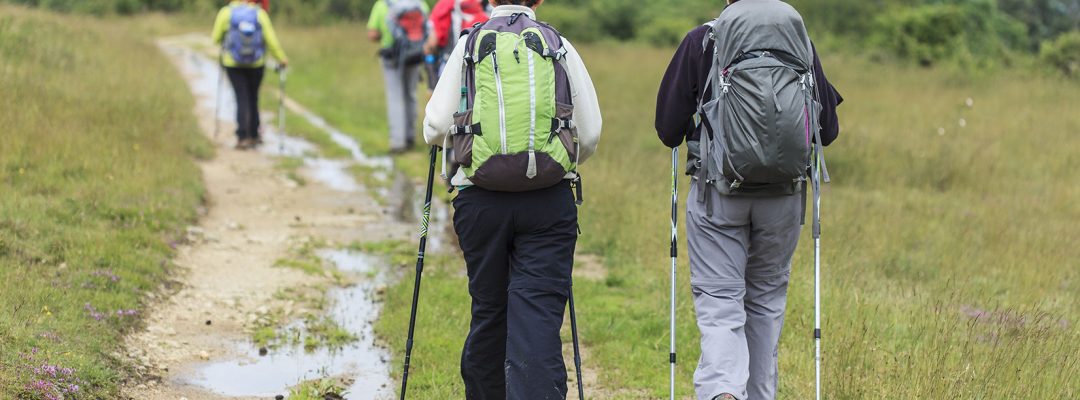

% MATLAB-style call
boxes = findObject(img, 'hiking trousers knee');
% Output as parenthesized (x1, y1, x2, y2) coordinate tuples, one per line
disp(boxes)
(453, 181, 578, 400)
(686, 180, 802, 400)
(380, 60, 420, 151)
(225, 66, 265, 141)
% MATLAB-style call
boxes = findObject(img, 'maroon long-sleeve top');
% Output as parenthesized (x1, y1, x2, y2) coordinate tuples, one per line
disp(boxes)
(655, 25, 843, 148)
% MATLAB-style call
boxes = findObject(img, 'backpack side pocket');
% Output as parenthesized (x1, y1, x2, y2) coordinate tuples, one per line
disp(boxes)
(452, 109, 477, 168)
(553, 102, 578, 167)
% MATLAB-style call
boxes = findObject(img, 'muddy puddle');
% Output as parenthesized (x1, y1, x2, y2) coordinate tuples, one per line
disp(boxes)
(180, 250, 393, 399)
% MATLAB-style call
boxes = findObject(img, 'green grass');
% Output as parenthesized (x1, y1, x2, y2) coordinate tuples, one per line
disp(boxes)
(288, 377, 350, 400)
(273, 237, 349, 284)
(278, 21, 1080, 398)
(276, 156, 308, 186)
(256, 283, 362, 352)
(0, 6, 210, 398)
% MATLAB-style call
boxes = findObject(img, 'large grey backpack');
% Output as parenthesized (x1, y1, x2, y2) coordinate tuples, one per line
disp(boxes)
(695, 0, 828, 204)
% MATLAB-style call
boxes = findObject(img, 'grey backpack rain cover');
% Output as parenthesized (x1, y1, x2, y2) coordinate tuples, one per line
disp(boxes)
(696, 0, 823, 198)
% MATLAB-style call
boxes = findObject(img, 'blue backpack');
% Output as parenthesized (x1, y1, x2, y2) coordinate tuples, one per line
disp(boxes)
(226, 5, 265, 65)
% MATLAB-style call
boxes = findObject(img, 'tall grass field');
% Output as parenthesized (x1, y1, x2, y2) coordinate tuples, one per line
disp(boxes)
(274, 22, 1080, 398)
(0, 5, 1076, 399)
(0, 6, 210, 398)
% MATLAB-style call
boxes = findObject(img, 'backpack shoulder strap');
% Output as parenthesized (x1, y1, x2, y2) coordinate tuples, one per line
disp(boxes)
(532, 20, 568, 59)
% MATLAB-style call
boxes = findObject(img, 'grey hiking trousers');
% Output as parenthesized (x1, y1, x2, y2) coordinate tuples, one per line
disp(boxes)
(380, 60, 420, 151)
(687, 180, 803, 400)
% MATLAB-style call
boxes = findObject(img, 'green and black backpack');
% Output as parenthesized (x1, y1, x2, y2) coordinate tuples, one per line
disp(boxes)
(445, 13, 578, 192)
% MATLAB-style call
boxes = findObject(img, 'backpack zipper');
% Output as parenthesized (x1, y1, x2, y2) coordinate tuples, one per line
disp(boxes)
(492, 52, 508, 154)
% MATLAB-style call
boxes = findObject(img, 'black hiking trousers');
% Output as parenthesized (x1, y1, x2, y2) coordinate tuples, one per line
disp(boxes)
(225, 66, 265, 141)
(453, 180, 578, 400)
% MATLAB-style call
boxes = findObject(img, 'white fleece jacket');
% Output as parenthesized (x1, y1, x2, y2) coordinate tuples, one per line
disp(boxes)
(423, 5, 603, 186)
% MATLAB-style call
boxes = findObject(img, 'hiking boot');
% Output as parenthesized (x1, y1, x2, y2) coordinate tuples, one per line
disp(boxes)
(235, 138, 254, 150)
(253, 136, 265, 146)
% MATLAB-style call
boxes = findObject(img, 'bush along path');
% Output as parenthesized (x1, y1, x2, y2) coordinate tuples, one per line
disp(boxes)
(121, 34, 419, 400)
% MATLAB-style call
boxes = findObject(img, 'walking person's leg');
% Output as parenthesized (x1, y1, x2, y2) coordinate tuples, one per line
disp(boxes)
(402, 64, 421, 149)
(381, 60, 409, 152)
(505, 182, 578, 400)
(247, 66, 266, 143)
(744, 194, 802, 400)
(454, 188, 513, 400)
(225, 67, 252, 144)
(687, 181, 753, 400)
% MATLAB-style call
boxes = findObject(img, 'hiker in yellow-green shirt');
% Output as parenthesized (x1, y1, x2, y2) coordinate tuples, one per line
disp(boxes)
(212, 0, 289, 150)
(368, 0, 430, 154)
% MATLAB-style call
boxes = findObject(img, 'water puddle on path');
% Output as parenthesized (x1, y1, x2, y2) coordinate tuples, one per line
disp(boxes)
(180, 250, 393, 399)
(161, 35, 454, 398)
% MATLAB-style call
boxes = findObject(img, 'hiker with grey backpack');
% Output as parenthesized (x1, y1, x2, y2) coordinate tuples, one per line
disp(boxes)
(212, 0, 289, 150)
(416, 0, 602, 398)
(369, 0, 430, 154)
(655, 1, 843, 399)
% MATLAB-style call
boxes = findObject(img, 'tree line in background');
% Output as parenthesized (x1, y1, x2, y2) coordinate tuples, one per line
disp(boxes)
(3, 0, 1078, 75)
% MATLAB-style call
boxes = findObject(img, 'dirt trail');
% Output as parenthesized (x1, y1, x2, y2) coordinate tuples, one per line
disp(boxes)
(122, 35, 411, 400)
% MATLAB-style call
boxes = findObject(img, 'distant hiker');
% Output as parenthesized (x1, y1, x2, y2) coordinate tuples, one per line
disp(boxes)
(212, 0, 289, 150)
(423, 0, 602, 397)
(654, 0, 843, 399)
(368, 0, 430, 154)
(423, 0, 490, 75)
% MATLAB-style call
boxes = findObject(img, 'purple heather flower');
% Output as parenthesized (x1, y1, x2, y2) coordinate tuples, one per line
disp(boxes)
(41, 364, 59, 377)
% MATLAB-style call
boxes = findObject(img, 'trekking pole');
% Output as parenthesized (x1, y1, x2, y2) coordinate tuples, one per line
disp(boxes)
(811, 81, 828, 400)
(400, 145, 438, 400)
(276, 63, 287, 154)
(668, 147, 679, 400)
(214, 52, 225, 139)
(568, 289, 585, 399)
(812, 149, 823, 400)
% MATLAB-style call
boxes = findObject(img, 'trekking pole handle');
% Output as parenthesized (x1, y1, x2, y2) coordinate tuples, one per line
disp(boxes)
(274, 62, 287, 78)
(670, 147, 679, 257)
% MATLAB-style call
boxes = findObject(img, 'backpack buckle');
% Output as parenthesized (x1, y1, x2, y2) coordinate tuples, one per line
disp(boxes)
(454, 124, 482, 136)
(552, 48, 568, 61)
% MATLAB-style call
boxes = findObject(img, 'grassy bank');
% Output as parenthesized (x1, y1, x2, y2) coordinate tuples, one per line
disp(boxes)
(275, 20, 1080, 398)
(0, 6, 209, 398)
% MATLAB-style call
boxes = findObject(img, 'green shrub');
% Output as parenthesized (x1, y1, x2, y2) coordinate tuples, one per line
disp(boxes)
(537, 4, 603, 44)
(875, 0, 1026, 67)
(789, 0, 908, 37)
(1040, 30, 1080, 76)
(999, 0, 1080, 50)
(639, 15, 696, 47)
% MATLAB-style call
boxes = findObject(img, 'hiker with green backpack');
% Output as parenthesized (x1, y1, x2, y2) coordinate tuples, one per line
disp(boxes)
(212, 0, 289, 150)
(369, 0, 431, 154)
(421, 0, 602, 397)
(655, 0, 843, 399)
